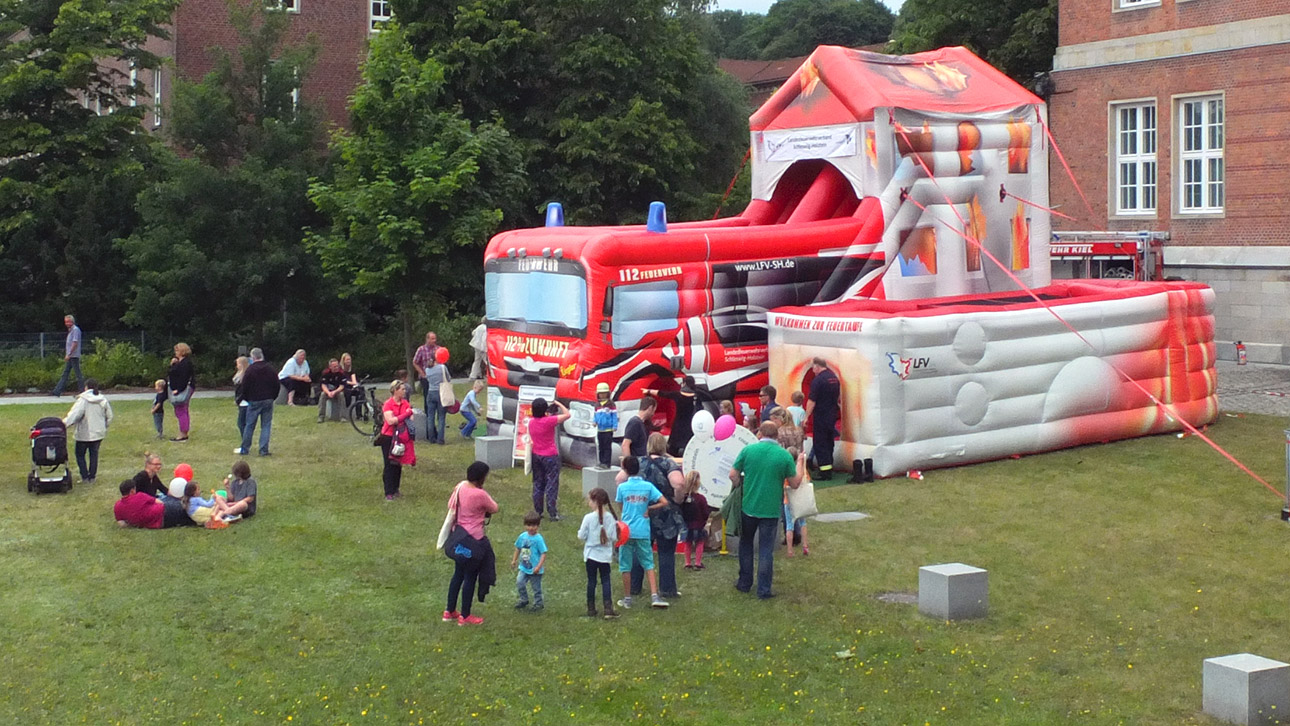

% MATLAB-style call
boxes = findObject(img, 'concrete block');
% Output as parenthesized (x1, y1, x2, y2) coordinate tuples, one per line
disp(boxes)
(321, 397, 346, 422)
(1203, 653, 1290, 726)
(918, 563, 988, 620)
(475, 435, 514, 470)
(582, 465, 621, 500)
(1230, 304, 1261, 319)
(410, 410, 429, 441)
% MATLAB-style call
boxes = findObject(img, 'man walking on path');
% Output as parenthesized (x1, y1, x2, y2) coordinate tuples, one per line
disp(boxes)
(804, 357, 840, 481)
(730, 421, 805, 600)
(52, 315, 84, 397)
(238, 348, 278, 456)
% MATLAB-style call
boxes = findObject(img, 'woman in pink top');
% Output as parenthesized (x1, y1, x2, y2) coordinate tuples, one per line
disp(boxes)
(444, 461, 499, 626)
(526, 398, 571, 521)
(380, 380, 416, 500)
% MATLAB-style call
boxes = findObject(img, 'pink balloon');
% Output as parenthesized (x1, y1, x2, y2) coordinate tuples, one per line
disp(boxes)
(714, 414, 737, 441)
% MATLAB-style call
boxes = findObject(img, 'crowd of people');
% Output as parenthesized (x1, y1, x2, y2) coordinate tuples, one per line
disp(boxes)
(47, 313, 830, 624)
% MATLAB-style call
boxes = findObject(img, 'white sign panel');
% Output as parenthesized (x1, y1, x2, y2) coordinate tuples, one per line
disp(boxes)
(762, 124, 859, 163)
(681, 426, 759, 509)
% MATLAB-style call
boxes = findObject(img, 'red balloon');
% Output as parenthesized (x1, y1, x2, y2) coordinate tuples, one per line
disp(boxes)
(435, 347, 450, 364)
(174, 463, 194, 482)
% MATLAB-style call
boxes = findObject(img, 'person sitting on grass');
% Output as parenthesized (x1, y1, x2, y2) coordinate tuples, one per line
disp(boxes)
(213, 460, 257, 520)
(115, 479, 166, 529)
(183, 480, 232, 527)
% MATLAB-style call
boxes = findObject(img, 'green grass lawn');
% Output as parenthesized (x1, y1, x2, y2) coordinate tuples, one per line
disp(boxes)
(2, 398, 1288, 725)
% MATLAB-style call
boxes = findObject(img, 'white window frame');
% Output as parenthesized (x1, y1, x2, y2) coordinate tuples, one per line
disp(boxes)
(1175, 93, 1224, 216)
(129, 66, 138, 107)
(266, 0, 300, 13)
(1115, 0, 1161, 11)
(152, 68, 163, 127)
(1110, 100, 1157, 217)
(370, 0, 391, 31)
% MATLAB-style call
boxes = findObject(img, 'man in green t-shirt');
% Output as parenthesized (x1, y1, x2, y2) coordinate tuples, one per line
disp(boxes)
(730, 421, 805, 599)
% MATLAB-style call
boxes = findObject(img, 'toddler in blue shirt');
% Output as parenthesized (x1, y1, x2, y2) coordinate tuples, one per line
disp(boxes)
(511, 511, 548, 612)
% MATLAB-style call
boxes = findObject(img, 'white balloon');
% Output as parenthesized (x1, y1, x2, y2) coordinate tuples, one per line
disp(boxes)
(691, 410, 715, 437)
(168, 477, 188, 499)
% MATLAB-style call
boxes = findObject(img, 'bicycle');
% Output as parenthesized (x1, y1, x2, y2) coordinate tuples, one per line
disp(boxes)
(347, 377, 382, 438)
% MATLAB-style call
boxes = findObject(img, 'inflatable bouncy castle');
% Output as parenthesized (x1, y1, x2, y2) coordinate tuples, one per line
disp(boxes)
(482, 46, 1218, 472)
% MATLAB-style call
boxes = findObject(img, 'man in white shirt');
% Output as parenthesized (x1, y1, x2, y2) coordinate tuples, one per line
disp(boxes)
(469, 319, 488, 380)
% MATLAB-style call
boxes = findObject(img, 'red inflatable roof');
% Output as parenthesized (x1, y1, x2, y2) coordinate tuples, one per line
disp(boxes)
(749, 46, 1043, 131)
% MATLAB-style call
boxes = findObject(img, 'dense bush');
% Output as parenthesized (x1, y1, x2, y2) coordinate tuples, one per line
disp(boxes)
(0, 356, 62, 392)
(82, 339, 170, 388)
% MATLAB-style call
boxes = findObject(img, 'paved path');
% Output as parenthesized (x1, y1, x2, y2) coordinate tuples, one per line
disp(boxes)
(1, 362, 1286, 416)
(0, 390, 230, 406)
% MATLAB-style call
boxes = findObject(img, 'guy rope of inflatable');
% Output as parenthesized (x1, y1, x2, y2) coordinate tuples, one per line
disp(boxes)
(712, 148, 753, 220)
(890, 114, 1282, 500)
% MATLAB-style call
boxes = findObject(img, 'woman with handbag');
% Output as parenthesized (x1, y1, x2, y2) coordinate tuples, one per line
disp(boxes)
(168, 342, 196, 442)
(443, 461, 499, 626)
(378, 379, 416, 500)
(423, 347, 453, 445)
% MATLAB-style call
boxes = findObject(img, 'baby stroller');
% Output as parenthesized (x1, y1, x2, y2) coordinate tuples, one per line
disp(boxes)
(28, 416, 73, 494)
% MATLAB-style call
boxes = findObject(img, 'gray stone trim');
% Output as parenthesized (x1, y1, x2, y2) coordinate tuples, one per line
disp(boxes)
(1163, 246, 1290, 268)
(1054, 15, 1290, 71)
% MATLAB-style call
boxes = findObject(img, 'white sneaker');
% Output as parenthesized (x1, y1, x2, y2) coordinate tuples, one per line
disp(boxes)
(233, 448, 247, 455)
(616, 597, 632, 610)
(222, 514, 242, 523)
(650, 594, 670, 609)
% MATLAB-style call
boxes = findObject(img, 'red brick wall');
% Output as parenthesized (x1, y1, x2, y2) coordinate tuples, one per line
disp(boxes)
(1048, 43, 1290, 246)
(172, 0, 367, 130)
(1060, 0, 1279, 48)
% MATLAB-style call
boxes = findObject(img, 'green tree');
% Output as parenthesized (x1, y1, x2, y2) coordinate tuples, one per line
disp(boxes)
(0, 0, 176, 331)
(119, 4, 348, 353)
(393, 0, 749, 227)
(889, 0, 1057, 86)
(307, 22, 524, 379)
(753, 0, 894, 60)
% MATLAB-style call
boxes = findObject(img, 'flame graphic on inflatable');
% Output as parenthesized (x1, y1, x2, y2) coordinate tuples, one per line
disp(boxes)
(865, 128, 878, 169)
(966, 196, 985, 272)
(899, 226, 938, 276)
(800, 61, 823, 98)
(925, 61, 968, 92)
(1010, 202, 1030, 271)
(1007, 118, 1031, 173)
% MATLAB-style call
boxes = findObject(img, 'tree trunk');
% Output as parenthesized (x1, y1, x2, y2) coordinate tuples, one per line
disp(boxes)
(400, 303, 415, 387)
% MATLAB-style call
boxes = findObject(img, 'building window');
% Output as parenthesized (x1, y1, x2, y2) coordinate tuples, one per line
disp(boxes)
(152, 68, 163, 127)
(370, 0, 391, 30)
(1177, 95, 1224, 213)
(1112, 102, 1156, 215)
(1117, 0, 1161, 9)
(267, 0, 300, 12)
(129, 67, 138, 107)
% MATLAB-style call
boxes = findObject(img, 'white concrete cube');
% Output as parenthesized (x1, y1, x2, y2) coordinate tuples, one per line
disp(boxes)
(918, 563, 988, 620)
(474, 435, 514, 470)
(1204, 653, 1290, 726)
(582, 465, 621, 500)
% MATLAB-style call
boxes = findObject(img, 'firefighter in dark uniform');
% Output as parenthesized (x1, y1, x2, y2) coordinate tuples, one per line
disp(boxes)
(805, 357, 841, 480)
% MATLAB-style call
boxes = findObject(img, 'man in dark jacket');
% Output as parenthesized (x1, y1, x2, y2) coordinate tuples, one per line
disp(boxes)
(237, 348, 279, 456)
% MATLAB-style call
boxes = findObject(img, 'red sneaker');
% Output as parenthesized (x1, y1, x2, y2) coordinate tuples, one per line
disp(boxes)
(457, 615, 485, 626)
(442, 610, 459, 622)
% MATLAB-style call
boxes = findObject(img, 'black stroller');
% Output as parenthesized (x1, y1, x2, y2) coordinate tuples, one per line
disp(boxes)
(28, 416, 73, 494)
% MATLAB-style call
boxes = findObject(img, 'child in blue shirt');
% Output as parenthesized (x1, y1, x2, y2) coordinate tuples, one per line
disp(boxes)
(786, 391, 807, 428)
(613, 456, 669, 609)
(151, 379, 166, 439)
(459, 380, 483, 438)
(511, 511, 548, 612)
(593, 382, 618, 467)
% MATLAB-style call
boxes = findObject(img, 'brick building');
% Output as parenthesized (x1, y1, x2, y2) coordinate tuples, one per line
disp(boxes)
(1050, 1, 1290, 363)
(138, 0, 387, 132)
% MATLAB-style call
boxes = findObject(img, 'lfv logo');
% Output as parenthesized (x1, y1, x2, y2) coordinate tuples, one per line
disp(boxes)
(886, 352, 931, 380)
